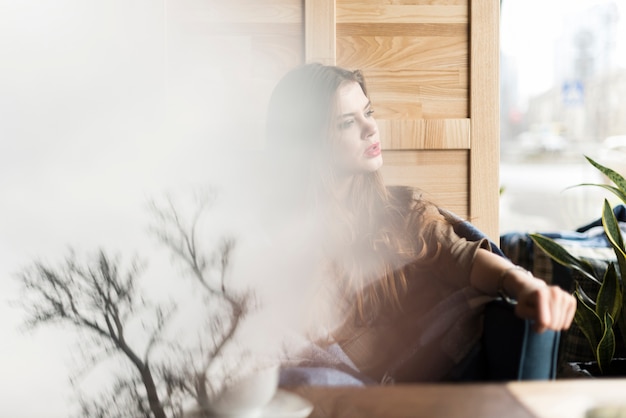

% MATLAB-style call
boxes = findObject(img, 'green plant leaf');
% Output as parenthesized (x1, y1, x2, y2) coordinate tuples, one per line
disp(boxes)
(569, 183, 626, 206)
(575, 280, 597, 307)
(596, 263, 622, 323)
(596, 312, 616, 375)
(530, 233, 600, 285)
(602, 199, 626, 253)
(574, 289, 603, 353)
(585, 155, 626, 203)
(602, 199, 626, 281)
(619, 314, 626, 353)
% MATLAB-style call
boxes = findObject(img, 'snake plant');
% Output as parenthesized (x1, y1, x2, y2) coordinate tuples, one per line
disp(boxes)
(529, 156, 626, 375)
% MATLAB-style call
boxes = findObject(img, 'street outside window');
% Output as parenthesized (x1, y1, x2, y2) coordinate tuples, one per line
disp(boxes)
(500, 0, 626, 233)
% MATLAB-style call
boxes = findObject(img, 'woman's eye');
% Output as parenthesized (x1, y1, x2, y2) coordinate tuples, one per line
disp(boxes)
(366, 109, 375, 117)
(339, 119, 354, 129)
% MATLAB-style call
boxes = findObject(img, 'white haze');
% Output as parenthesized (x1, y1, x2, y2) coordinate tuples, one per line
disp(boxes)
(0, 1, 398, 416)
(0, 1, 301, 416)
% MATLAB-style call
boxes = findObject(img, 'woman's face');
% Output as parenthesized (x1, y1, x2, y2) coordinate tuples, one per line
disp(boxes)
(331, 81, 383, 176)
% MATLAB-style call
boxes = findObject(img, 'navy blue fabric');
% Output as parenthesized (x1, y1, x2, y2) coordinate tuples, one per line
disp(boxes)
(441, 209, 505, 258)
(576, 204, 626, 233)
(481, 300, 559, 380)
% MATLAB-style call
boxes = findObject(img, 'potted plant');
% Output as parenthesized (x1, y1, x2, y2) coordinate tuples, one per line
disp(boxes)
(530, 156, 626, 376)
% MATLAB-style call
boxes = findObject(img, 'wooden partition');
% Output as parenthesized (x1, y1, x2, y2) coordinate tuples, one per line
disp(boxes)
(169, 0, 500, 240)
(306, 0, 500, 239)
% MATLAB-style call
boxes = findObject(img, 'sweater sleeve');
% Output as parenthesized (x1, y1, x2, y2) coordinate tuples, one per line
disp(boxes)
(420, 204, 493, 290)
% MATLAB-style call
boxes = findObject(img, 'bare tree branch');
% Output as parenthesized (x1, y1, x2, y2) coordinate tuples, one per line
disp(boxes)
(16, 251, 168, 418)
(16, 190, 253, 416)
(144, 304, 177, 363)
(148, 192, 256, 408)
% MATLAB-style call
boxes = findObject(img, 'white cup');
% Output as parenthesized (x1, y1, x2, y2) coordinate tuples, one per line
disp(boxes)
(185, 365, 280, 418)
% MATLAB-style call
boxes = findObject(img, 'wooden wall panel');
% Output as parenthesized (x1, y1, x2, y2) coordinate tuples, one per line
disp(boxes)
(337, 2, 468, 24)
(323, 0, 499, 238)
(335, 0, 469, 155)
(271, 0, 499, 238)
(378, 119, 470, 150)
(469, 0, 500, 239)
(166, 0, 304, 150)
(167, 0, 499, 237)
(338, 33, 468, 120)
(334, 0, 472, 225)
(381, 150, 469, 219)
(305, 0, 336, 64)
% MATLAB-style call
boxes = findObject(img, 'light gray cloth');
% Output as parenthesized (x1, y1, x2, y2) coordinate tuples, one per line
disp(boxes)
(279, 342, 375, 387)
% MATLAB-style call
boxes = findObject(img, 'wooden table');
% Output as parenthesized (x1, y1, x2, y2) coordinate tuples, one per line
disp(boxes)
(292, 379, 626, 418)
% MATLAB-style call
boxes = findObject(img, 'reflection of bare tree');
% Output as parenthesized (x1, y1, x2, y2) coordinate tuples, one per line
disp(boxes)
(148, 194, 252, 409)
(15, 190, 253, 417)
(76, 373, 184, 418)
(16, 251, 171, 418)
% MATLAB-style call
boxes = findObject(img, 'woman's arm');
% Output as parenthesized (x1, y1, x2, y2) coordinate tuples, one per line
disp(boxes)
(469, 248, 576, 333)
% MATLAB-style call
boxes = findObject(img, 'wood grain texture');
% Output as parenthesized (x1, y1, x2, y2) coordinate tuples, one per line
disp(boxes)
(363, 68, 467, 89)
(385, 0, 466, 4)
(368, 91, 467, 120)
(333, 0, 474, 224)
(469, 0, 500, 239)
(337, 34, 467, 70)
(338, 34, 468, 119)
(305, 0, 336, 64)
(337, 4, 468, 24)
(363, 68, 468, 120)
(381, 150, 469, 219)
(378, 119, 470, 149)
(336, 23, 467, 37)
(307, 0, 499, 235)
(293, 384, 535, 418)
(169, 0, 499, 237)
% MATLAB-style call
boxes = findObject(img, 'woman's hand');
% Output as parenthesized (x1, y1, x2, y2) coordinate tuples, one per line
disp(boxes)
(470, 249, 577, 333)
(514, 283, 577, 333)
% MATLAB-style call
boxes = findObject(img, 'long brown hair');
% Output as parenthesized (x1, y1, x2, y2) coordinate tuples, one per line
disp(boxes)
(266, 63, 438, 322)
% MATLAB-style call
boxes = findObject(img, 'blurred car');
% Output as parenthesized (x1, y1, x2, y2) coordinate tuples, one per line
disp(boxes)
(517, 131, 568, 155)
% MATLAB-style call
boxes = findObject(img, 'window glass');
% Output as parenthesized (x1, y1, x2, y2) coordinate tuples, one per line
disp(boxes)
(500, 0, 626, 233)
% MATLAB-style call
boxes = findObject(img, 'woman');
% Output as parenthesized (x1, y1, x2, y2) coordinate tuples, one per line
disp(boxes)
(265, 63, 576, 383)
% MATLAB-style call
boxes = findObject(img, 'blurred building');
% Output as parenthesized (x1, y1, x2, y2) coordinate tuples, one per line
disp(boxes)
(501, 1, 626, 154)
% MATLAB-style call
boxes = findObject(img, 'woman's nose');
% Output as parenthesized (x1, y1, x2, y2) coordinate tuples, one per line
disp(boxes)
(362, 118, 378, 139)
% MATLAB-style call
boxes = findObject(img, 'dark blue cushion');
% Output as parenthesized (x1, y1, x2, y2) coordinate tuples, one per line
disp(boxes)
(445, 300, 560, 382)
(483, 300, 559, 380)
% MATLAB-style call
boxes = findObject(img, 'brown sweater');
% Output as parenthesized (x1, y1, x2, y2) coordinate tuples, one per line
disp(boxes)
(332, 203, 494, 382)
